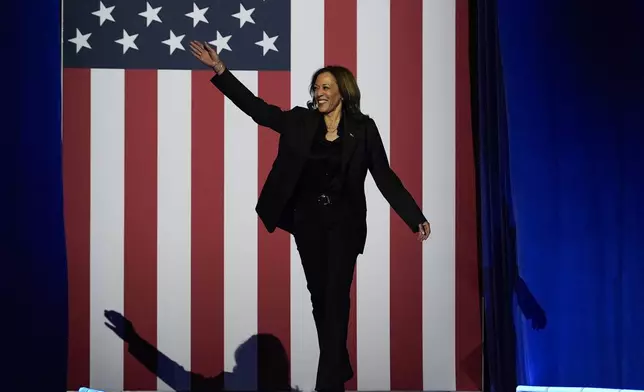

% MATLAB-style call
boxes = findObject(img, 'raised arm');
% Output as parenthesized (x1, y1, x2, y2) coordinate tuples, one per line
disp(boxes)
(104, 310, 222, 392)
(365, 118, 431, 240)
(190, 41, 290, 133)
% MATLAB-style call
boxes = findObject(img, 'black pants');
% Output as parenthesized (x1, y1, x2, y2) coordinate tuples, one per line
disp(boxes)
(292, 199, 359, 391)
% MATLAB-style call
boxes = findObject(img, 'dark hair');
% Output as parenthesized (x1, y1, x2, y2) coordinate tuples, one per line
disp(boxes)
(306, 65, 363, 117)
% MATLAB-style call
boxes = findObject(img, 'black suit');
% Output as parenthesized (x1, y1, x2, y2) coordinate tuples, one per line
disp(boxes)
(210, 68, 426, 390)
(211, 69, 426, 251)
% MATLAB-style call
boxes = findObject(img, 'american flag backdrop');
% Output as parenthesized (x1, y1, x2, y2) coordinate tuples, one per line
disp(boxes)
(62, 0, 481, 391)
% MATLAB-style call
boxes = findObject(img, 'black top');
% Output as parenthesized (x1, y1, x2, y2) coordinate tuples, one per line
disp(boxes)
(293, 115, 344, 202)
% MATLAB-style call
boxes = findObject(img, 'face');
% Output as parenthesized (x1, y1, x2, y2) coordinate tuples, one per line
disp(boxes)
(313, 72, 342, 114)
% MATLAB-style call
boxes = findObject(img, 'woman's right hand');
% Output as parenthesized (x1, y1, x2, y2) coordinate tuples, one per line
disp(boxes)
(190, 41, 225, 73)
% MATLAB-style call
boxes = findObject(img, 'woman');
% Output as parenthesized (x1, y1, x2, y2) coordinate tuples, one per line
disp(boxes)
(189, 41, 431, 392)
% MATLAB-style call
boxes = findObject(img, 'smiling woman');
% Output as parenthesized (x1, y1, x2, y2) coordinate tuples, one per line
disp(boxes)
(189, 40, 431, 392)
(306, 66, 361, 142)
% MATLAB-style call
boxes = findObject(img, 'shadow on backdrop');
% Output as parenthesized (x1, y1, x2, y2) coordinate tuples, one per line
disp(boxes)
(490, 0, 644, 389)
(472, 1, 547, 392)
(105, 310, 299, 392)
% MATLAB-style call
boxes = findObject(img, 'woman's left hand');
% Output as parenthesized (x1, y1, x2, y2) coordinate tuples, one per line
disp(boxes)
(417, 221, 431, 242)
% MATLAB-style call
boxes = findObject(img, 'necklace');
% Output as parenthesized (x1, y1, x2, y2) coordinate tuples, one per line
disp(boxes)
(325, 114, 340, 133)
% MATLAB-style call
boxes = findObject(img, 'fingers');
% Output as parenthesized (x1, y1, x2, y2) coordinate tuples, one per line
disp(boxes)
(189, 40, 204, 50)
(189, 41, 203, 52)
(417, 222, 431, 242)
(189, 41, 203, 58)
(423, 222, 431, 240)
(203, 41, 216, 55)
(188, 40, 220, 68)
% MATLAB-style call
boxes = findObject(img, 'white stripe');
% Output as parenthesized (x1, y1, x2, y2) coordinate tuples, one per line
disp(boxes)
(422, 1, 457, 391)
(157, 70, 192, 392)
(90, 68, 125, 392)
(356, 0, 391, 390)
(290, 1, 325, 391)
(224, 70, 259, 390)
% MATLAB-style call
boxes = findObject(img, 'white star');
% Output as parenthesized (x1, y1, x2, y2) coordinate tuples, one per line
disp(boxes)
(68, 29, 92, 53)
(186, 3, 209, 27)
(115, 29, 139, 54)
(92, 1, 115, 26)
(208, 31, 232, 54)
(162, 30, 186, 55)
(232, 3, 255, 28)
(255, 31, 278, 56)
(139, 2, 162, 27)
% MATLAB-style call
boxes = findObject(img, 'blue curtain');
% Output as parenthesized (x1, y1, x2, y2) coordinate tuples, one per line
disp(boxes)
(475, 2, 543, 392)
(1, 1, 67, 391)
(479, 0, 644, 391)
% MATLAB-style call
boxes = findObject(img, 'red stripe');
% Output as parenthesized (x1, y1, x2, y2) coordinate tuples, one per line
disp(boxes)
(455, 0, 483, 389)
(325, 0, 358, 73)
(257, 71, 292, 384)
(123, 70, 158, 390)
(389, 1, 424, 389)
(63, 68, 91, 391)
(191, 70, 225, 377)
(324, 0, 358, 389)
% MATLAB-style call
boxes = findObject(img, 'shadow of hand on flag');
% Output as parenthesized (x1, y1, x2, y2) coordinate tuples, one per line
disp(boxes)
(104, 310, 300, 392)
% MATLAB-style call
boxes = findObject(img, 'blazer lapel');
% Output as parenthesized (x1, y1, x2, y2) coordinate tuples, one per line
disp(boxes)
(298, 110, 322, 154)
(340, 114, 359, 175)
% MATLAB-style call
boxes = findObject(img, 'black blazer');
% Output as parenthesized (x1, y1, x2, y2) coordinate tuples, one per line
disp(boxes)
(210, 69, 426, 253)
